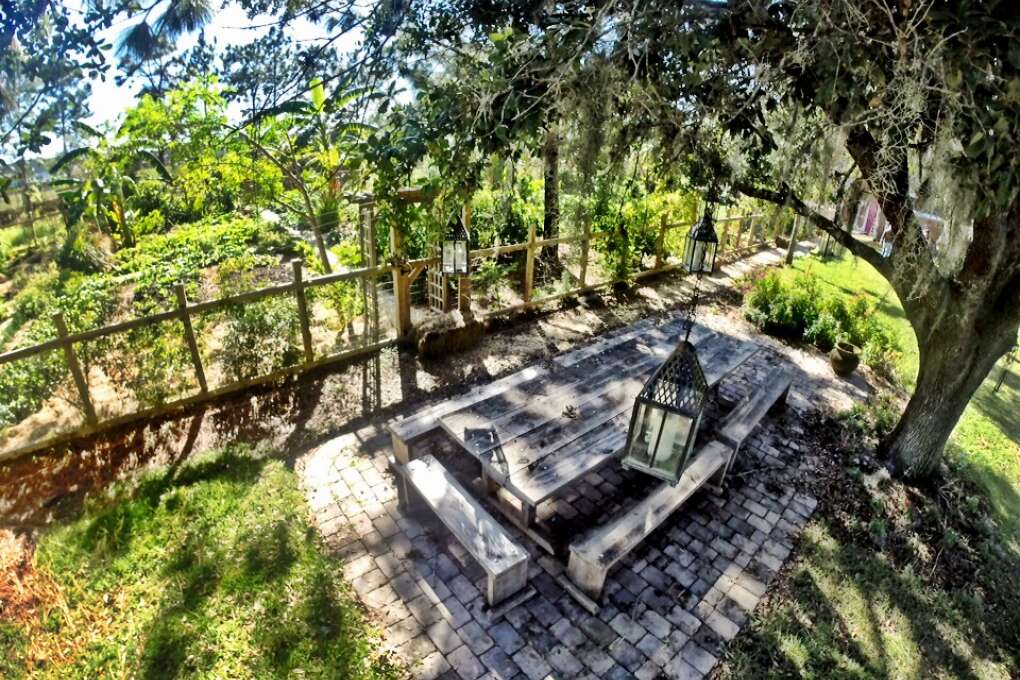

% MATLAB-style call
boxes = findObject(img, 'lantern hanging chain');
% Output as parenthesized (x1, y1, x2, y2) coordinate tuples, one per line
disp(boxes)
(682, 270, 703, 343)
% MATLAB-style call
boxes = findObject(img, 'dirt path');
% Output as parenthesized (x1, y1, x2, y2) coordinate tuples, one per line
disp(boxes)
(0, 245, 838, 527)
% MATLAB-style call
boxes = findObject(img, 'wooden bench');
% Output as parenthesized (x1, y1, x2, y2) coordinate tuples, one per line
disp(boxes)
(400, 454, 529, 606)
(713, 366, 792, 486)
(566, 441, 731, 601)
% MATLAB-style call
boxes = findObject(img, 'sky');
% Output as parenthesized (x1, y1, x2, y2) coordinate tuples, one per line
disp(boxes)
(83, 2, 353, 128)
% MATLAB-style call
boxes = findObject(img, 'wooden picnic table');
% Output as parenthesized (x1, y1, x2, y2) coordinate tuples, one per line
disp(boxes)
(433, 317, 760, 551)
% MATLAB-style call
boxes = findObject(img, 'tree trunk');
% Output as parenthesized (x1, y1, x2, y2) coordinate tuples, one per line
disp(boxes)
(542, 126, 559, 269)
(311, 216, 332, 274)
(19, 158, 36, 245)
(881, 308, 1018, 479)
(785, 215, 800, 265)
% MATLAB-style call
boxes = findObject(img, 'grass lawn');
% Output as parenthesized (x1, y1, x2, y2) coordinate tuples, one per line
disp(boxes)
(780, 251, 1020, 542)
(722, 250, 1020, 679)
(0, 444, 404, 680)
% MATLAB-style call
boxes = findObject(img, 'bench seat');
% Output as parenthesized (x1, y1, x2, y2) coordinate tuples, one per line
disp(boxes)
(714, 366, 792, 485)
(401, 454, 529, 605)
(566, 441, 731, 600)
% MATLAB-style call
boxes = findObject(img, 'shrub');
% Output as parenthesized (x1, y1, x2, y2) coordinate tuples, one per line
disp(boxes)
(744, 269, 901, 374)
(219, 296, 301, 381)
(0, 351, 66, 430)
(115, 214, 299, 313)
(213, 254, 301, 380)
(101, 322, 193, 409)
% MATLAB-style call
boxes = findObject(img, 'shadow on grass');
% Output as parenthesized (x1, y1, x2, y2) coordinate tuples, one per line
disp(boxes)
(41, 446, 399, 679)
(725, 430, 1020, 680)
(970, 366, 1020, 445)
(729, 519, 1017, 679)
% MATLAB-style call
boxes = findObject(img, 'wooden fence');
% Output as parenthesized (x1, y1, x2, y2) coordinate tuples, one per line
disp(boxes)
(0, 209, 769, 461)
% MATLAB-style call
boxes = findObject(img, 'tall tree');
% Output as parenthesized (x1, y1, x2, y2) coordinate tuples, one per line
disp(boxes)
(356, 0, 1019, 480)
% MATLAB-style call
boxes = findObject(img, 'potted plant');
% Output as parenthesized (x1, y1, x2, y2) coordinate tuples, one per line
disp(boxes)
(829, 334, 861, 376)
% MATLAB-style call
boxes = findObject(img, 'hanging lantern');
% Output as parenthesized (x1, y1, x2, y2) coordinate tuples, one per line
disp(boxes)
(683, 205, 719, 274)
(442, 215, 470, 275)
(621, 340, 708, 484)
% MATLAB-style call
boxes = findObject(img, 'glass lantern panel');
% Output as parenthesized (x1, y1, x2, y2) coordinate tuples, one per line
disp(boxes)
(442, 241, 455, 274)
(692, 241, 707, 272)
(454, 240, 468, 273)
(627, 402, 664, 466)
(649, 411, 694, 476)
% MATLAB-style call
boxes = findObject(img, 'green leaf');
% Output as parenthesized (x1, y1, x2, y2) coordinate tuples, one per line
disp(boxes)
(137, 150, 173, 182)
(310, 77, 326, 113)
(74, 121, 104, 139)
(50, 147, 94, 175)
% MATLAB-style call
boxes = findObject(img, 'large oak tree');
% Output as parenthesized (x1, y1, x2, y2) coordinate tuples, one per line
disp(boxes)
(362, 0, 1020, 479)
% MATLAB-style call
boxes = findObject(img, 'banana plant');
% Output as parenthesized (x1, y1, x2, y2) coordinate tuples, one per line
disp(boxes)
(50, 121, 171, 250)
(239, 78, 377, 272)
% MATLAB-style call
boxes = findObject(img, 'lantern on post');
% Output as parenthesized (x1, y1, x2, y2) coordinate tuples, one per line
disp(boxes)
(621, 339, 709, 484)
(442, 216, 470, 276)
(683, 204, 719, 274)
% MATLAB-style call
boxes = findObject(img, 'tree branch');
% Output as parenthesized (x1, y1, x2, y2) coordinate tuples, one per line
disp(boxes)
(735, 180, 892, 276)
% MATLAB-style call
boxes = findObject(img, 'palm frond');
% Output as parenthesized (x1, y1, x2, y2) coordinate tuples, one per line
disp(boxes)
(118, 20, 157, 61)
(243, 99, 311, 127)
(137, 150, 173, 182)
(329, 86, 377, 111)
(155, 0, 213, 39)
(50, 147, 95, 175)
(74, 121, 104, 139)
(335, 121, 377, 139)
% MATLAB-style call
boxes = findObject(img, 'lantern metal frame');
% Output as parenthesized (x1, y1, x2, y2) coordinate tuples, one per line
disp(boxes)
(683, 205, 719, 275)
(442, 216, 470, 275)
(621, 339, 709, 484)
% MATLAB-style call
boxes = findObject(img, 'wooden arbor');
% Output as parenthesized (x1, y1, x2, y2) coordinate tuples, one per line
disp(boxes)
(358, 188, 473, 342)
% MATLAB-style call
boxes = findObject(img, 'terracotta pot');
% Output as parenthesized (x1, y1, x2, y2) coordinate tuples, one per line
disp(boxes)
(829, 341, 860, 376)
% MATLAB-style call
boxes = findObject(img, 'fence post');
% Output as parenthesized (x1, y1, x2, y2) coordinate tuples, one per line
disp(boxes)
(389, 217, 413, 339)
(459, 202, 473, 316)
(654, 213, 667, 269)
(292, 260, 314, 363)
(579, 212, 591, 287)
(52, 312, 97, 426)
(524, 219, 536, 303)
(175, 284, 208, 394)
(720, 219, 732, 255)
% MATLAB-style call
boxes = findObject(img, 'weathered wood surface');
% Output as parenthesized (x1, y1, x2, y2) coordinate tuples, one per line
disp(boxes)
(443, 319, 703, 460)
(507, 410, 630, 505)
(402, 453, 529, 605)
(703, 340, 760, 387)
(718, 366, 792, 450)
(567, 440, 731, 600)
(460, 331, 756, 503)
(388, 315, 666, 460)
(464, 330, 724, 482)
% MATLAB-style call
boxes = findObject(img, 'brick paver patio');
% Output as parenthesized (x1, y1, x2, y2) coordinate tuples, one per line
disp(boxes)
(296, 322, 855, 680)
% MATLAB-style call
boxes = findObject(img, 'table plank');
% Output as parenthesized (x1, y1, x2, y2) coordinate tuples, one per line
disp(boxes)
(462, 328, 732, 480)
(504, 335, 758, 505)
(444, 324, 718, 460)
(445, 326, 717, 461)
